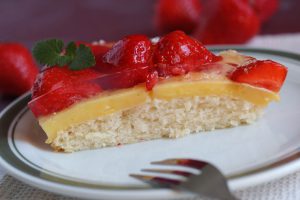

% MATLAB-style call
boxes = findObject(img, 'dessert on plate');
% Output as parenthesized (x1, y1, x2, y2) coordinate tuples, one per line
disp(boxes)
(28, 31, 287, 152)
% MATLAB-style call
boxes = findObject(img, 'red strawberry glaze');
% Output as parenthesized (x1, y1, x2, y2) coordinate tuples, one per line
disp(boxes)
(146, 70, 159, 91)
(29, 33, 218, 118)
(29, 31, 287, 119)
(29, 64, 153, 117)
(29, 81, 102, 117)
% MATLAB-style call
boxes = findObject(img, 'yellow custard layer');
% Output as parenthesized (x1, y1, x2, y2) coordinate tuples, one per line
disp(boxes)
(39, 75, 279, 143)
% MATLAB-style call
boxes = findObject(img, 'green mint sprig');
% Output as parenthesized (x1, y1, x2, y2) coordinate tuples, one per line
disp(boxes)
(32, 39, 95, 70)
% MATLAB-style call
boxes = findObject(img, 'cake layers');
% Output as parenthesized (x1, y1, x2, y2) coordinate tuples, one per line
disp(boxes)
(38, 72, 279, 152)
(52, 96, 263, 152)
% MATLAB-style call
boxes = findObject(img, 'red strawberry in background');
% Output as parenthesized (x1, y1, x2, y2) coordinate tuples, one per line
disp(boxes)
(155, 0, 202, 34)
(154, 0, 279, 44)
(247, 0, 279, 22)
(153, 30, 214, 76)
(0, 43, 39, 96)
(230, 60, 287, 92)
(195, 0, 260, 44)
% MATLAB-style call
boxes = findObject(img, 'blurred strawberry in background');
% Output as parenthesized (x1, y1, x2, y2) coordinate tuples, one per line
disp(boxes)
(154, 0, 279, 44)
(0, 43, 38, 96)
(195, 0, 260, 44)
(155, 0, 202, 34)
(247, 0, 279, 22)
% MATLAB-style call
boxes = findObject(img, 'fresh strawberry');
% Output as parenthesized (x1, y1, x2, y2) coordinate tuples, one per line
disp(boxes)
(230, 60, 287, 92)
(246, 0, 279, 22)
(153, 31, 214, 76)
(103, 35, 152, 68)
(154, 0, 202, 34)
(0, 43, 38, 96)
(195, 0, 260, 44)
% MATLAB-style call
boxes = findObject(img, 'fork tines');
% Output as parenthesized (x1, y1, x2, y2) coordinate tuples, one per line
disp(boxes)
(130, 158, 207, 188)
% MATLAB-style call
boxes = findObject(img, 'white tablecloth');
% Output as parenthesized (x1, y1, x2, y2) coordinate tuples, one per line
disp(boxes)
(1, 33, 300, 200)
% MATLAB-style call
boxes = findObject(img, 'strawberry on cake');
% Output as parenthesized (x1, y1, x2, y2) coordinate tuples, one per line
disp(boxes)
(29, 31, 287, 152)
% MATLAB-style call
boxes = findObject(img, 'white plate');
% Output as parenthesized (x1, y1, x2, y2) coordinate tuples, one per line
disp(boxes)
(1, 47, 300, 200)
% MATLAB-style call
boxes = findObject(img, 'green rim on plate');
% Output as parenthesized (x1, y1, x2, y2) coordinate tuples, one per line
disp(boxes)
(1, 47, 300, 191)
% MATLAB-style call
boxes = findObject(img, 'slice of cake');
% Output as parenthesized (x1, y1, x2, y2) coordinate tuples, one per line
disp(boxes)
(28, 31, 287, 152)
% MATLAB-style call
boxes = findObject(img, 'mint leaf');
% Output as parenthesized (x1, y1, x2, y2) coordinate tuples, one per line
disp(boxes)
(32, 39, 96, 70)
(33, 39, 65, 66)
(69, 44, 96, 70)
(65, 42, 76, 58)
(56, 56, 73, 67)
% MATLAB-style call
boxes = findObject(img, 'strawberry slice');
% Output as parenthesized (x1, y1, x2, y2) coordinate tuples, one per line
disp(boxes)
(153, 30, 215, 76)
(154, 0, 202, 34)
(230, 60, 288, 92)
(0, 43, 38, 96)
(103, 35, 152, 68)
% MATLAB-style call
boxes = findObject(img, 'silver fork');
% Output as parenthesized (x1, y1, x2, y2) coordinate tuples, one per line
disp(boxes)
(130, 158, 239, 200)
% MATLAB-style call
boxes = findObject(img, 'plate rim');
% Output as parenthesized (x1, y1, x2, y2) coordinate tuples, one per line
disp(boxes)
(1, 46, 300, 199)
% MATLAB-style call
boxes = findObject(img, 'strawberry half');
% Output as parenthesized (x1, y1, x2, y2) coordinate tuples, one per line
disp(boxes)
(154, 0, 202, 34)
(103, 35, 152, 68)
(0, 43, 38, 96)
(230, 60, 287, 92)
(153, 30, 214, 76)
